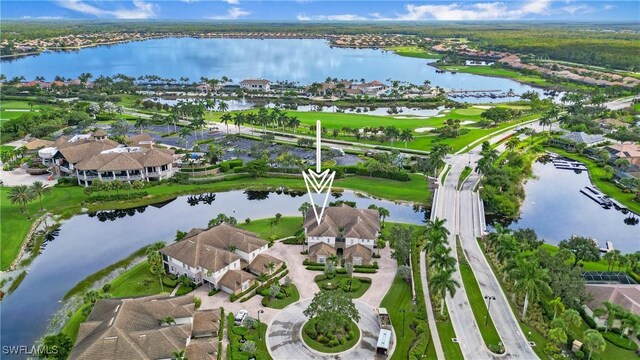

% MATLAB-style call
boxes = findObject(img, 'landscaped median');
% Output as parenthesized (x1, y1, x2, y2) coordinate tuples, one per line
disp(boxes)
(301, 318, 360, 353)
(456, 237, 504, 354)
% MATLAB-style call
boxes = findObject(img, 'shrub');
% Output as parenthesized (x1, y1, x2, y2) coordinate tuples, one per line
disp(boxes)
(602, 332, 639, 351)
(194, 297, 201, 310)
(338, 278, 361, 292)
(162, 277, 178, 287)
(328, 339, 339, 347)
(208, 289, 220, 296)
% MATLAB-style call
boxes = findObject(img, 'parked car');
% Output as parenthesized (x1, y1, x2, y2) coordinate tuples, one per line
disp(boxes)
(234, 310, 248, 325)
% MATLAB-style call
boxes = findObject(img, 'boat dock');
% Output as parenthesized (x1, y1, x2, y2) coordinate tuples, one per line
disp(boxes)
(551, 158, 588, 171)
(580, 186, 613, 208)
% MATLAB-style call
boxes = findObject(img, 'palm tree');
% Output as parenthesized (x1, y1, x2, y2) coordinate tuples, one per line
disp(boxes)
(232, 113, 245, 134)
(595, 301, 623, 333)
(505, 137, 520, 152)
(159, 316, 176, 326)
(429, 246, 456, 272)
(426, 217, 450, 239)
(298, 202, 310, 222)
(430, 268, 460, 317)
(487, 223, 512, 251)
(287, 116, 301, 134)
(172, 349, 187, 360)
(538, 115, 552, 132)
(548, 297, 565, 320)
(399, 129, 414, 149)
(495, 236, 517, 264)
(423, 231, 447, 255)
(582, 329, 606, 360)
(9, 185, 36, 219)
(30, 181, 51, 210)
(220, 113, 232, 134)
(509, 258, 551, 320)
(377, 207, 390, 227)
(217, 101, 229, 113)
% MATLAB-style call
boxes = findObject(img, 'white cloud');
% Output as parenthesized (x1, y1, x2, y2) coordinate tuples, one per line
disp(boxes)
(561, 5, 594, 14)
(56, 0, 156, 19)
(21, 15, 64, 19)
(210, 7, 250, 19)
(391, 1, 552, 21)
(603, 4, 616, 11)
(297, 13, 366, 21)
(224, 0, 240, 4)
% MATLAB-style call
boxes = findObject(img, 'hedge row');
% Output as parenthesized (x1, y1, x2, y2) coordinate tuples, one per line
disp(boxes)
(229, 283, 258, 302)
(86, 191, 148, 203)
(602, 332, 639, 351)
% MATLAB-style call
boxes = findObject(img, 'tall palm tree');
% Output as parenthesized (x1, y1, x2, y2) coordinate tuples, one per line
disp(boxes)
(298, 202, 310, 222)
(220, 113, 232, 134)
(399, 129, 414, 149)
(426, 217, 450, 239)
(9, 185, 36, 219)
(509, 258, 551, 320)
(487, 223, 512, 251)
(495, 235, 517, 264)
(30, 181, 51, 210)
(217, 100, 229, 113)
(423, 231, 447, 255)
(172, 349, 187, 360)
(232, 113, 245, 134)
(287, 116, 301, 134)
(539, 115, 552, 132)
(505, 137, 520, 152)
(429, 246, 456, 272)
(582, 329, 605, 360)
(548, 297, 565, 320)
(595, 301, 623, 333)
(430, 268, 460, 316)
(377, 207, 390, 227)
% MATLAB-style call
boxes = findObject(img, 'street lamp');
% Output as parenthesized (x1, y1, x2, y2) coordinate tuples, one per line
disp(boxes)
(484, 295, 496, 326)
(399, 309, 406, 337)
(257, 309, 265, 340)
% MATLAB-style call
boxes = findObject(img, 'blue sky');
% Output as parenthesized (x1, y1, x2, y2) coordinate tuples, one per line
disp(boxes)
(2, 1, 638, 21)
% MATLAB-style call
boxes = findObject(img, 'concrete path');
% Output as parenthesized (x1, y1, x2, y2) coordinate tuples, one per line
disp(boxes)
(266, 299, 385, 360)
(0, 167, 57, 186)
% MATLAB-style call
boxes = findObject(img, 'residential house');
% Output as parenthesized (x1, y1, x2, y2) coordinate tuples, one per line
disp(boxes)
(606, 142, 640, 179)
(308, 242, 337, 264)
(583, 284, 640, 330)
(343, 243, 373, 266)
(160, 223, 279, 294)
(239, 79, 270, 92)
(69, 294, 221, 360)
(304, 205, 380, 261)
(247, 253, 283, 276)
(549, 132, 606, 149)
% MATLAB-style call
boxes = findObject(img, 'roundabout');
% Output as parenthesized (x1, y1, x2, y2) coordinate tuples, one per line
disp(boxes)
(266, 299, 389, 360)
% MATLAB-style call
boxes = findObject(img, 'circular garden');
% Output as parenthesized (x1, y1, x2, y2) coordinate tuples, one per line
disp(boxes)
(301, 318, 360, 353)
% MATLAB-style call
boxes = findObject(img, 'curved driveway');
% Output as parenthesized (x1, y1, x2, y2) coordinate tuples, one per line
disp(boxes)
(266, 299, 386, 360)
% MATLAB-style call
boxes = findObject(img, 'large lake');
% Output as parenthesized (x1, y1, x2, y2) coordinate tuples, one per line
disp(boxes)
(0, 189, 427, 357)
(507, 161, 640, 254)
(1, 38, 544, 103)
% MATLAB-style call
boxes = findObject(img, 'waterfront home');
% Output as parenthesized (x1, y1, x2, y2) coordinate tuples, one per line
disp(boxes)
(304, 205, 380, 258)
(549, 132, 606, 149)
(583, 284, 640, 330)
(160, 223, 279, 294)
(239, 79, 271, 92)
(68, 294, 221, 360)
(38, 131, 176, 186)
(308, 242, 337, 264)
(343, 243, 373, 266)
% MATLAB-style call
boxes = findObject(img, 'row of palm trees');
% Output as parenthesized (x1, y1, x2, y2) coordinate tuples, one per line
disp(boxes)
(8, 181, 51, 219)
(423, 218, 460, 317)
(219, 108, 301, 136)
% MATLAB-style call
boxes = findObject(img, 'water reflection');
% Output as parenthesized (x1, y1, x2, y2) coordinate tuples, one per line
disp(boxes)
(1, 189, 426, 354)
(0, 38, 546, 103)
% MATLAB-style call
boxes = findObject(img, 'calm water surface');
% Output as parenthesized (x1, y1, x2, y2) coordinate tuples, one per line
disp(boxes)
(0, 190, 426, 356)
(507, 161, 640, 253)
(1, 38, 544, 103)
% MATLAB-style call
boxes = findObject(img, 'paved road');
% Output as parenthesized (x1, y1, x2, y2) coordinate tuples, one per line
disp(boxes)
(266, 299, 385, 360)
(428, 122, 560, 359)
(603, 96, 639, 111)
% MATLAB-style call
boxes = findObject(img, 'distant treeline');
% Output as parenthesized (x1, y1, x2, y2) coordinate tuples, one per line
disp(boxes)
(1, 21, 638, 70)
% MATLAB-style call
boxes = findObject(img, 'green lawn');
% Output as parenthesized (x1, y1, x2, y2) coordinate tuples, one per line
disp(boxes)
(227, 312, 272, 360)
(386, 46, 443, 59)
(335, 173, 430, 203)
(237, 216, 302, 240)
(1, 174, 428, 270)
(545, 146, 640, 214)
(459, 263, 503, 350)
(109, 261, 170, 298)
(61, 304, 90, 342)
(436, 315, 464, 360)
(457, 166, 472, 190)
(265, 284, 300, 309)
(438, 65, 551, 86)
(381, 276, 422, 360)
(314, 274, 372, 299)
